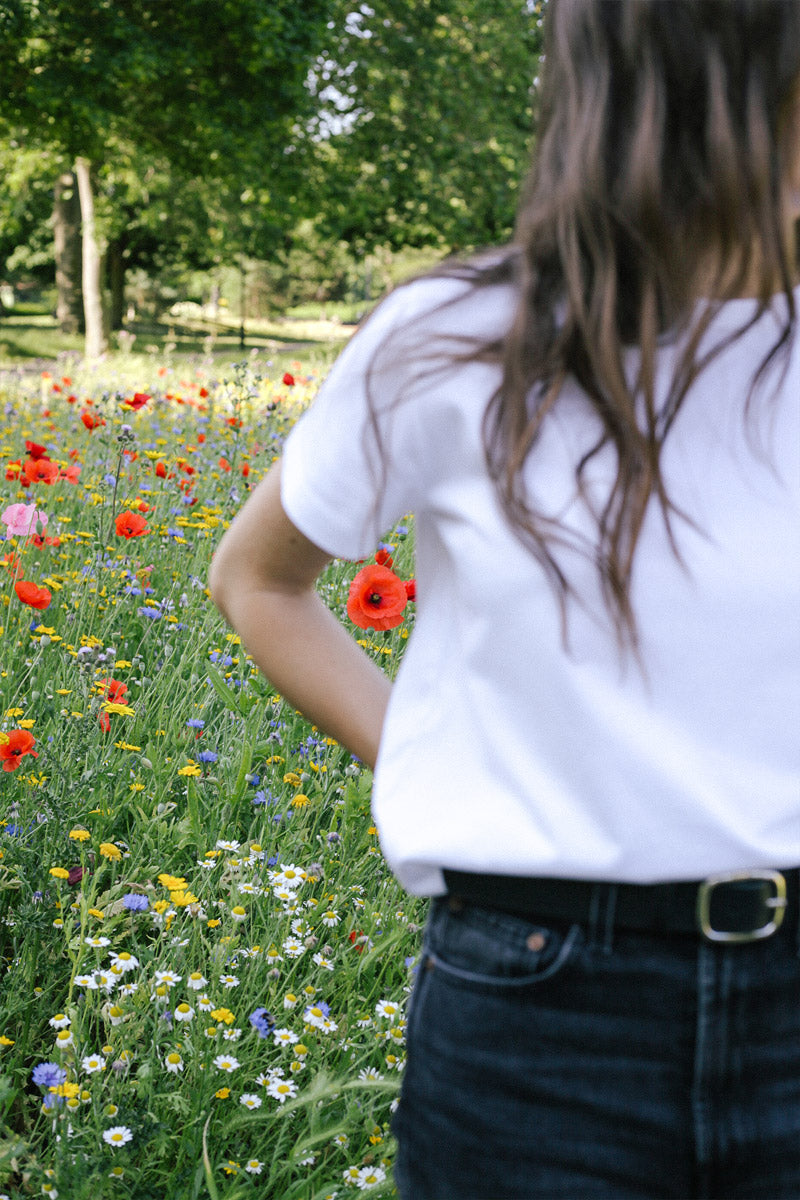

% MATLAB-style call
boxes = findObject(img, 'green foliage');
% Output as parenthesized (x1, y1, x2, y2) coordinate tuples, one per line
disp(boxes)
(301, 0, 547, 252)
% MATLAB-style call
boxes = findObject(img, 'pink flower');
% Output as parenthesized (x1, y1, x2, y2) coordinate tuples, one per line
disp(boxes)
(1, 503, 48, 540)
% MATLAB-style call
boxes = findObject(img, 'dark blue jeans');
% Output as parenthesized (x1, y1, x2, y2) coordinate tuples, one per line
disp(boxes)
(392, 895, 800, 1199)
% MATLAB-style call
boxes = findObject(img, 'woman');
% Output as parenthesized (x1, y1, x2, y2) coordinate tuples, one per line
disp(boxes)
(210, 2, 800, 1196)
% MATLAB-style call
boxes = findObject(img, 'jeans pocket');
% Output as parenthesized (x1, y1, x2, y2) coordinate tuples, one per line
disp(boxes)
(423, 899, 582, 995)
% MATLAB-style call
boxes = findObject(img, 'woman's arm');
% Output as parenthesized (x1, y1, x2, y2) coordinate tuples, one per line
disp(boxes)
(208, 461, 391, 769)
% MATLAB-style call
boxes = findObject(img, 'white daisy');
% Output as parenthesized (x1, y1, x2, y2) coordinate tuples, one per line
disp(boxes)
(266, 1077, 297, 1104)
(356, 1165, 387, 1190)
(153, 969, 181, 988)
(164, 1052, 184, 1074)
(109, 951, 139, 972)
(374, 1000, 401, 1021)
(213, 1054, 240, 1072)
(239, 1092, 262, 1109)
(102, 1125, 133, 1147)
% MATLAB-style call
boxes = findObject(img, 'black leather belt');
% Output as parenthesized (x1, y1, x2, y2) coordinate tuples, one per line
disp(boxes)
(442, 867, 799, 943)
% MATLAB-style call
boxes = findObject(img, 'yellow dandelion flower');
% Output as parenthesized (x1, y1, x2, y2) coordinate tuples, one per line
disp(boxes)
(99, 843, 122, 860)
(49, 867, 69, 880)
(158, 874, 187, 890)
(68, 829, 90, 842)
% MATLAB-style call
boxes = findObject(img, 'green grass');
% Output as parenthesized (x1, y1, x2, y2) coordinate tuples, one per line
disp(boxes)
(0, 308, 354, 373)
(0, 360, 418, 1198)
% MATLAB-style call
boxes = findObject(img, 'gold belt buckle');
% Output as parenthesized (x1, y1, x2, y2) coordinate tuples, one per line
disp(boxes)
(696, 869, 788, 943)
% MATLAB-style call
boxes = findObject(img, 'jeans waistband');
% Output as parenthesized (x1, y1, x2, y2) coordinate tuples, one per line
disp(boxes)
(442, 867, 800, 943)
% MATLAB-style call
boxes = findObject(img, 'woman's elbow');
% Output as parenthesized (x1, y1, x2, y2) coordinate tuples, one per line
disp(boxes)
(208, 546, 233, 619)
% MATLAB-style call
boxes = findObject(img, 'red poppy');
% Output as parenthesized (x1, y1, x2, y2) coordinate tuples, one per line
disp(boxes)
(25, 440, 48, 460)
(114, 510, 148, 538)
(81, 410, 105, 430)
(1, 551, 22, 578)
(22, 458, 59, 485)
(97, 711, 111, 732)
(14, 580, 52, 610)
(5, 460, 21, 481)
(375, 549, 394, 568)
(124, 392, 151, 410)
(241, 462, 250, 478)
(218, 457, 231, 472)
(282, 372, 296, 386)
(348, 930, 367, 953)
(0, 729, 38, 771)
(404, 578, 417, 601)
(346, 564, 408, 631)
(98, 677, 128, 702)
(59, 465, 81, 484)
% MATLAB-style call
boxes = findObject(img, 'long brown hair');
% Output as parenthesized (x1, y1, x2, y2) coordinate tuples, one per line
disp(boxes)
(369, 0, 800, 652)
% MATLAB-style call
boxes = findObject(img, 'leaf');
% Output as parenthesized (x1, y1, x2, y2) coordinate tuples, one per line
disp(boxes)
(205, 666, 239, 712)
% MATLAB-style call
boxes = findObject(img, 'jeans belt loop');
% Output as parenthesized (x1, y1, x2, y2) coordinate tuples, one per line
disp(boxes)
(696, 868, 788, 943)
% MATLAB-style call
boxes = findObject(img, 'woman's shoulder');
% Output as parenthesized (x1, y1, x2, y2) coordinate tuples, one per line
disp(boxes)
(362, 249, 520, 347)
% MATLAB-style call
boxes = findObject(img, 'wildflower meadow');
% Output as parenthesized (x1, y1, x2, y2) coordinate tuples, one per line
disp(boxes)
(0, 352, 423, 1199)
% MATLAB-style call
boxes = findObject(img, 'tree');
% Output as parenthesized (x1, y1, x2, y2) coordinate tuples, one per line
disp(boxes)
(2, 0, 337, 354)
(301, 0, 546, 254)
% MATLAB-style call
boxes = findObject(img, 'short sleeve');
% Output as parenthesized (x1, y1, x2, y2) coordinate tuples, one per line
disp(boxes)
(280, 280, 444, 559)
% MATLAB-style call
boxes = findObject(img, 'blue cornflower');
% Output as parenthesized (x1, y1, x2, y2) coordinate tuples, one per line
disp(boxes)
(248, 1008, 276, 1038)
(197, 750, 217, 764)
(103, 473, 117, 487)
(122, 893, 149, 912)
(138, 606, 162, 620)
(246, 773, 260, 786)
(32, 1062, 67, 1090)
(186, 718, 205, 729)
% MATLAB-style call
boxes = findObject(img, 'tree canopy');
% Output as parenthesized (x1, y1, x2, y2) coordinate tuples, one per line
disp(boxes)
(302, 0, 545, 252)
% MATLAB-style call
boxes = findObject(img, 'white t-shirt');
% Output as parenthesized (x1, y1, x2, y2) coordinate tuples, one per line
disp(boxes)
(281, 273, 800, 895)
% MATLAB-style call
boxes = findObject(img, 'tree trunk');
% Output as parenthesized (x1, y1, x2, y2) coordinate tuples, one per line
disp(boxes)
(108, 237, 126, 331)
(53, 172, 84, 334)
(75, 157, 108, 359)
